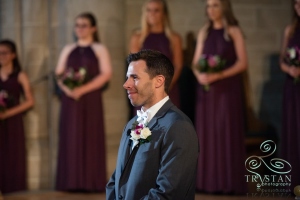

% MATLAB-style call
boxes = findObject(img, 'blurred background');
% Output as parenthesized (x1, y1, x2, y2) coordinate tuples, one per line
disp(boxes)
(0, 0, 293, 195)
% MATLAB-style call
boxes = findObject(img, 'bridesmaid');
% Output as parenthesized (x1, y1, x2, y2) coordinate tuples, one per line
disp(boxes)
(192, 0, 247, 194)
(129, 0, 182, 110)
(0, 40, 34, 193)
(55, 12, 112, 192)
(280, 0, 300, 189)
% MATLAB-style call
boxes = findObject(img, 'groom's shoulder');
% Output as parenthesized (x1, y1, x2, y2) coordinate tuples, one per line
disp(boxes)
(163, 104, 194, 128)
(160, 105, 197, 143)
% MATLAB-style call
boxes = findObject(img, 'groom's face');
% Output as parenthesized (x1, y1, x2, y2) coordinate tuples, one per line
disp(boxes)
(123, 60, 155, 109)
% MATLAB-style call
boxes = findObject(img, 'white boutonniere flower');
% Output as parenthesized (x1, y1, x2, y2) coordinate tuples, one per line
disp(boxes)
(130, 121, 152, 146)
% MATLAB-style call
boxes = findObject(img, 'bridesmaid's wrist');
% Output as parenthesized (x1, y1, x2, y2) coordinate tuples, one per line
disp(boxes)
(218, 71, 224, 80)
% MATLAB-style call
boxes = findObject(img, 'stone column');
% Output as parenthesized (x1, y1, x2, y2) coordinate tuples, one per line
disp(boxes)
(0, 0, 50, 190)
(51, 0, 127, 184)
(0, 0, 127, 190)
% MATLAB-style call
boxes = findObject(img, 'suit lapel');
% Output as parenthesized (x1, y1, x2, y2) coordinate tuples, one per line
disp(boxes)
(147, 99, 174, 130)
(120, 134, 131, 173)
(119, 116, 137, 173)
(119, 100, 174, 181)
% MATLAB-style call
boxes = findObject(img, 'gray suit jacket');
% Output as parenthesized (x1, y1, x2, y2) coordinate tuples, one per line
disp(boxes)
(106, 100, 199, 200)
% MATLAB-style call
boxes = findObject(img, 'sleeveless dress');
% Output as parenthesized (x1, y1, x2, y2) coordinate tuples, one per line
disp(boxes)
(281, 25, 300, 189)
(131, 32, 180, 115)
(56, 45, 107, 192)
(0, 72, 26, 194)
(195, 28, 247, 194)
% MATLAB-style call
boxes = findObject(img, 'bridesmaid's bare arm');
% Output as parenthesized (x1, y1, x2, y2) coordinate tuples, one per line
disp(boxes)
(129, 32, 141, 53)
(219, 26, 248, 79)
(170, 33, 183, 88)
(280, 25, 292, 74)
(280, 25, 300, 78)
(0, 72, 34, 119)
(71, 44, 112, 99)
(55, 44, 76, 97)
(55, 44, 77, 75)
(192, 28, 205, 84)
(200, 26, 248, 85)
(192, 26, 247, 85)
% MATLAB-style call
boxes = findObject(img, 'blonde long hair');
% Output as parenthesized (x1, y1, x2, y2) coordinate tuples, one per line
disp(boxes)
(138, 0, 173, 48)
(203, 0, 239, 41)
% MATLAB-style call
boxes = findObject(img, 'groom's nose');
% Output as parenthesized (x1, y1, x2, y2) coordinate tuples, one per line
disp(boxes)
(123, 78, 132, 90)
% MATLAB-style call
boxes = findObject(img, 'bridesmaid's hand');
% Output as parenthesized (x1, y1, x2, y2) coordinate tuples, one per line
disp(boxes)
(198, 73, 222, 85)
(288, 66, 300, 78)
(57, 80, 73, 98)
(71, 87, 85, 100)
(0, 111, 9, 120)
(64, 88, 73, 98)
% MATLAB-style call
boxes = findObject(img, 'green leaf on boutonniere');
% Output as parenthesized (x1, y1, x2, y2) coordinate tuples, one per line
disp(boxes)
(131, 120, 139, 130)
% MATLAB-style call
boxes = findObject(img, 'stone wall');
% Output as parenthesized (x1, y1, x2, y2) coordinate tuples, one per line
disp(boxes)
(0, 0, 292, 190)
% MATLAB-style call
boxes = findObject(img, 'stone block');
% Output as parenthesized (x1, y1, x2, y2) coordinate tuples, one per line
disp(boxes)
(231, 0, 289, 6)
(22, 27, 47, 46)
(256, 8, 292, 30)
(21, 0, 47, 27)
(245, 30, 279, 48)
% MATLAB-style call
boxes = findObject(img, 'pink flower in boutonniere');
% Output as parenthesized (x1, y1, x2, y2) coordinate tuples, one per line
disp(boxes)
(130, 121, 152, 145)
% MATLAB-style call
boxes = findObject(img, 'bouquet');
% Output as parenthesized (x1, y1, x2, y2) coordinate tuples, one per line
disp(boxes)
(196, 54, 226, 91)
(0, 90, 8, 113)
(285, 46, 300, 84)
(57, 67, 88, 90)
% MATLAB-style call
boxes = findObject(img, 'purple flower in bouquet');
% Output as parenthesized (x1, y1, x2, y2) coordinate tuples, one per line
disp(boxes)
(196, 54, 226, 91)
(208, 55, 220, 68)
(57, 67, 88, 90)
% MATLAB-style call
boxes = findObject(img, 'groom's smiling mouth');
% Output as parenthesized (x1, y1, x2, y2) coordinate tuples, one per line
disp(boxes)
(127, 91, 138, 98)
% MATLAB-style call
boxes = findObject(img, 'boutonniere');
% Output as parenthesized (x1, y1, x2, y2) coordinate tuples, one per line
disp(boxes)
(129, 120, 152, 145)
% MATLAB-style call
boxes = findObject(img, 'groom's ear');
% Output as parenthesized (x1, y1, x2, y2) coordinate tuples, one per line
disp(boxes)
(154, 75, 165, 89)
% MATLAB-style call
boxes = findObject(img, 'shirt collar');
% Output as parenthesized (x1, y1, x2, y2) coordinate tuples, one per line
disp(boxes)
(142, 96, 169, 123)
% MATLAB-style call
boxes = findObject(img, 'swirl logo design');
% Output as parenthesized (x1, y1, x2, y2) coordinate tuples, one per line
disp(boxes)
(245, 140, 292, 189)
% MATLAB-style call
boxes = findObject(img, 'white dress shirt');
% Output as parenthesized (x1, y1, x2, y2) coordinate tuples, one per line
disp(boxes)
(142, 95, 169, 123)
(132, 96, 169, 149)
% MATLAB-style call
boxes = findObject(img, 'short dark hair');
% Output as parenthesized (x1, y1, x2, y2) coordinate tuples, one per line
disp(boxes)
(127, 49, 174, 94)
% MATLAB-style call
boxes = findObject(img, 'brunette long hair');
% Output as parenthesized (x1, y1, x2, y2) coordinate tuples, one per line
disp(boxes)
(203, 0, 240, 41)
(0, 39, 22, 74)
(76, 12, 100, 42)
(288, 0, 300, 39)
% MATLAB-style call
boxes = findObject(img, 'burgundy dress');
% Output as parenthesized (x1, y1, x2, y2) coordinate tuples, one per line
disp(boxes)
(195, 28, 247, 194)
(56, 45, 107, 192)
(281, 25, 300, 189)
(131, 32, 180, 115)
(0, 72, 26, 194)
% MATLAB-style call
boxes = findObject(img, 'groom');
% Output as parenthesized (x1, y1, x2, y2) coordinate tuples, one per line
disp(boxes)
(106, 49, 199, 200)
